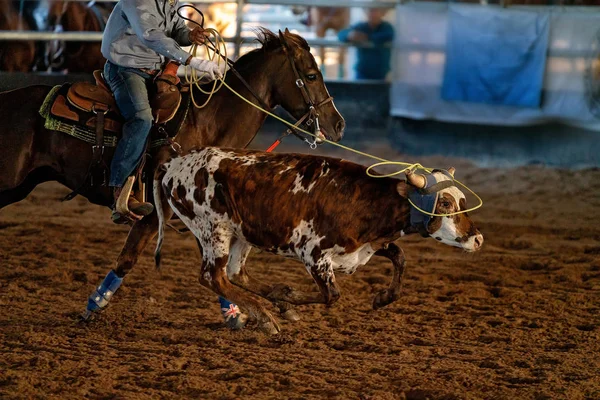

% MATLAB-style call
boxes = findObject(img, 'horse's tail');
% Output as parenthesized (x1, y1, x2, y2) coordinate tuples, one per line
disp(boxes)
(153, 166, 168, 271)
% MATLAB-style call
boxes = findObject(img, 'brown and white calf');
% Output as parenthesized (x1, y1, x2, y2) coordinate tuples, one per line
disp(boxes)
(154, 148, 483, 334)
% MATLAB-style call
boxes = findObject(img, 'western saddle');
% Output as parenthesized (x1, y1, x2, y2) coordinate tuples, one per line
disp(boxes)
(47, 62, 189, 213)
(51, 62, 184, 134)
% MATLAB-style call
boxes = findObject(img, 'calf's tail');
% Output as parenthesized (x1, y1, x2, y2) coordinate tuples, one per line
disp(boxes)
(153, 169, 167, 271)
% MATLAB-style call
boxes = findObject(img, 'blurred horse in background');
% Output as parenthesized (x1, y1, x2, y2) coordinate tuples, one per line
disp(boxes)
(293, 7, 349, 78)
(0, 1, 36, 72)
(45, 0, 113, 72)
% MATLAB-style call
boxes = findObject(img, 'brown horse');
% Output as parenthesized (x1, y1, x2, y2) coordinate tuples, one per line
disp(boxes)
(46, 0, 112, 72)
(307, 7, 350, 78)
(0, 1, 35, 72)
(0, 29, 345, 315)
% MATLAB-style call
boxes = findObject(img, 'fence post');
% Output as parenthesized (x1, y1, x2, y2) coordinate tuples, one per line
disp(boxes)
(234, 0, 245, 59)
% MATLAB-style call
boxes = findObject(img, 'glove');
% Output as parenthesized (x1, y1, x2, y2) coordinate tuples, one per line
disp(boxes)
(189, 27, 208, 45)
(188, 57, 223, 80)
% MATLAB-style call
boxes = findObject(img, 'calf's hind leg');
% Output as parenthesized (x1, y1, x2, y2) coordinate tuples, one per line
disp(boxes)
(372, 243, 406, 310)
(226, 239, 300, 321)
(267, 261, 341, 307)
(231, 263, 302, 322)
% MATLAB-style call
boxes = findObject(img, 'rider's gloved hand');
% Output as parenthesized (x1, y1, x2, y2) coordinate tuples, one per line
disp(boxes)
(189, 27, 208, 45)
(188, 57, 223, 80)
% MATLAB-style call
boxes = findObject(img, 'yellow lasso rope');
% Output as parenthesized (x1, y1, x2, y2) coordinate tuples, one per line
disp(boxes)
(182, 30, 483, 218)
(183, 27, 229, 109)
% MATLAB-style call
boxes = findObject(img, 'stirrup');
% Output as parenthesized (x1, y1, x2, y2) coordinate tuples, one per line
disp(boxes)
(115, 176, 143, 220)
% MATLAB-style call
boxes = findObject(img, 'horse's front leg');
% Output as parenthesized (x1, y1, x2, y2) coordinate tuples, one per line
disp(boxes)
(372, 243, 406, 310)
(82, 205, 172, 320)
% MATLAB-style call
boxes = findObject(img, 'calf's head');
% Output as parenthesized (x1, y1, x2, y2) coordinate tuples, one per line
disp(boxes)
(401, 168, 483, 252)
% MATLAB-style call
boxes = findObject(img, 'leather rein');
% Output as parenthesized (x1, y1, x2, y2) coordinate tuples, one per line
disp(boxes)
(205, 37, 332, 149)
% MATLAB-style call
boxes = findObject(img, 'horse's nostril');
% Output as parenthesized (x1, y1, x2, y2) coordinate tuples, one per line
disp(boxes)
(336, 119, 345, 134)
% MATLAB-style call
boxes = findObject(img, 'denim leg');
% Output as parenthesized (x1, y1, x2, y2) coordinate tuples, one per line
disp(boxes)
(104, 62, 154, 187)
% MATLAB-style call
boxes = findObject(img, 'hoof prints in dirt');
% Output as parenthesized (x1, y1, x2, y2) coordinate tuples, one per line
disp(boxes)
(1, 164, 600, 399)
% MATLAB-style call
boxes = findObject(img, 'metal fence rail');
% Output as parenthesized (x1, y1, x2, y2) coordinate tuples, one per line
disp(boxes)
(2, 0, 399, 61)
(0, 30, 390, 50)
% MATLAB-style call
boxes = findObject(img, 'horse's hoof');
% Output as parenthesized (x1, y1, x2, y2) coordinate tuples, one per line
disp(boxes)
(224, 313, 248, 330)
(79, 310, 94, 323)
(281, 309, 301, 322)
(372, 289, 398, 310)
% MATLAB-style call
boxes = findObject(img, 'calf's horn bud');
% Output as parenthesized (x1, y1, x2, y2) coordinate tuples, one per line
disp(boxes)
(405, 169, 427, 189)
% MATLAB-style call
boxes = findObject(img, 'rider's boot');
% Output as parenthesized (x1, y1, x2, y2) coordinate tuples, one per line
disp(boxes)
(111, 186, 154, 223)
(81, 270, 123, 320)
(219, 297, 248, 330)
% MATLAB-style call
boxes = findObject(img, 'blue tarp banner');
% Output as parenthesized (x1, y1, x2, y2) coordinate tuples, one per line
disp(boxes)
(441, 6, 550, 108)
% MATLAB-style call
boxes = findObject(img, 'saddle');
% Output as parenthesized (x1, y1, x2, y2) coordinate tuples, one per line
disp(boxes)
(42, 62, 190, 192)
(53, 63, 183, 131)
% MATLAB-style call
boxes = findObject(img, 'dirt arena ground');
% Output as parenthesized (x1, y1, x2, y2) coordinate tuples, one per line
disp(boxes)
(1, 145, 599, 399)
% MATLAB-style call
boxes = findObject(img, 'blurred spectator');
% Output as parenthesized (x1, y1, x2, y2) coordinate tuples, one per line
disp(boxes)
(338, 8, 394, 80)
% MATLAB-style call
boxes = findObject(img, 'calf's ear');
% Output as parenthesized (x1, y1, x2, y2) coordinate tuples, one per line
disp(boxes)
(397, 181, 410, 198)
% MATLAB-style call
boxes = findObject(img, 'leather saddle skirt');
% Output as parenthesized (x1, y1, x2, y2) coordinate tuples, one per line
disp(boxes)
(50, 69, 186, 136)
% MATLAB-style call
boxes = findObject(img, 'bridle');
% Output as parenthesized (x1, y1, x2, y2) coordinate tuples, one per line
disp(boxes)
(278, 33, 334, 146)
(177, 5, 334, 149)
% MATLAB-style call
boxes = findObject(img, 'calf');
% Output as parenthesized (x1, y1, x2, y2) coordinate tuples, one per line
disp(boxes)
(154, 148, 483, 334)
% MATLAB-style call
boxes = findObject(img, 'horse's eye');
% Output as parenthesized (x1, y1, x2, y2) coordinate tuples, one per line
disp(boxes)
(306, 74, 317, 81)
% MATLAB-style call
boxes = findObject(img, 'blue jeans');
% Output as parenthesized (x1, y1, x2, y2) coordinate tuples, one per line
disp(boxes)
(103, 61, 154, 188)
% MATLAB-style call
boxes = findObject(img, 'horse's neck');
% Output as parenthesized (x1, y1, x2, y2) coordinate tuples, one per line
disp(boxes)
(180, 56, 282, 150)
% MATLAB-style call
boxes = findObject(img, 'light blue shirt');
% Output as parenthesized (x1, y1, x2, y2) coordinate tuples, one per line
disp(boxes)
(101, 0, 192, 69)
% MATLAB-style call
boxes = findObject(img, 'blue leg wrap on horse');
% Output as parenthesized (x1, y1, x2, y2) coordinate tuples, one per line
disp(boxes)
(86, 270, 123, 313)
(219, 297, 241, 321)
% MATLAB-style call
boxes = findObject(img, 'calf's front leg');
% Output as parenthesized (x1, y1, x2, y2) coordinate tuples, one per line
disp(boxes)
(197, 239, 281, 335)
(372, 243, 406, 310)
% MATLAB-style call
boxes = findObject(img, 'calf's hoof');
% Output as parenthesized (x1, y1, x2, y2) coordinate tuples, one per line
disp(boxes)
(281, 309, 301, 322)
(268, 284, 294, 301)
(258, 315, 281, 335)
(372, 289, 399, 310)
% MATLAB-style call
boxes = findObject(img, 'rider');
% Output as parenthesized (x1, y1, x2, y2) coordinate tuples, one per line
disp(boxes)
(101, 0, 221, 220)
(89, 0, 246, 329)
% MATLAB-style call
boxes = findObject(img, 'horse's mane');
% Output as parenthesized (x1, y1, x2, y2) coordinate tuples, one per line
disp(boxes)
(253, 28, 310, 53)
(233, 28, 310, 70)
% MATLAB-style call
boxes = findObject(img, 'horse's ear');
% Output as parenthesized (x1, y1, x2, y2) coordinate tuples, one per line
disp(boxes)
(278, 29, 290, 52)
(285, 28, 290, 34)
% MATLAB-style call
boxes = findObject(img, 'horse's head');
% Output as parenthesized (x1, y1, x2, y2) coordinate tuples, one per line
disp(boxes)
(261, 29, 345, 142)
